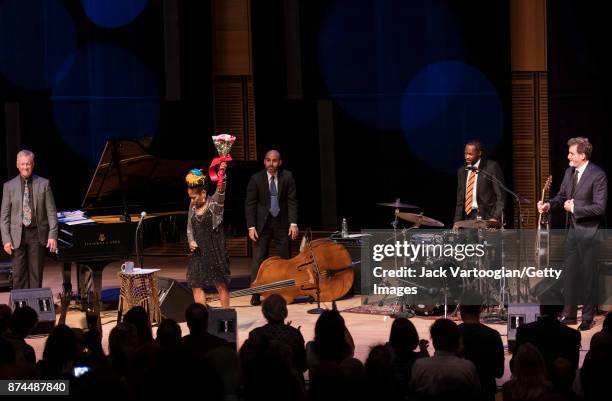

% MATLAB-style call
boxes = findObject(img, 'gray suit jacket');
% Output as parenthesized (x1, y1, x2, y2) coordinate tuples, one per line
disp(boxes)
(1, 175, 58, 249)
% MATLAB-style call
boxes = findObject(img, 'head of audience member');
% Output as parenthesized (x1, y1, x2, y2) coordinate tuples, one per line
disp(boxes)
(8, 305, 38, 339)
(185, 303, 209, 335)
(240, 336, 303, 401)
(459, 290, 484, 322)
(509, 343, 548, 400)
(580, 331, 612, 399)
(261, 294, 288, 324)
(538, 288, 565, 318)
(0, 304, 11, 335)
(313, 309, 352, 363)
(123, 306, 153, 346)
(430, 318, 460, 353)
(0, 336, 16, 365)
(603, 312, 612, 334)
(388, 317, 419, 355)
(41, 324, 81, 375)
(365, 344, 396, 391)
(549, 357, 575, 397)
(108, 322, 138, 372)
(156, 318, 182, 348)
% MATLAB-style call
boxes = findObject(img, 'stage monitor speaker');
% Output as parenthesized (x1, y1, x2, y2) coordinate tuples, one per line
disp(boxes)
(331, 235, 366, 295)
(599, 262, 612, 312)
(0, 260, 12, 288)
(9, 288, 55, 334)
(158, 277, 193, 322)
(507, 304, 540, 353)
(208, 308, 237, 348)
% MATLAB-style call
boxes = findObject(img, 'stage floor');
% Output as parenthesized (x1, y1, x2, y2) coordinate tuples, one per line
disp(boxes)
(0, 256, 601, 385)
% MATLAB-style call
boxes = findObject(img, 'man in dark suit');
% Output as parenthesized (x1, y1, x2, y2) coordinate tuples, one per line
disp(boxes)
(245, 150, 298, 305)
(538, 137, 607, 331)
(1, 150, 58, 289)
(510, 289, 581, 375)
(453, 140, 506, 228)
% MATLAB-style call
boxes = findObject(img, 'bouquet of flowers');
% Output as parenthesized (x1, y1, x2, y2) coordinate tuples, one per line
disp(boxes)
(209, 133, 236, 187)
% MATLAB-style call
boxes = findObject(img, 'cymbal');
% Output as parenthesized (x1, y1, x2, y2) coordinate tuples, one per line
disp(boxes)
(397, 212, 444, 227)
(454, 219, 501, 229)
(377, 200, 419, 209)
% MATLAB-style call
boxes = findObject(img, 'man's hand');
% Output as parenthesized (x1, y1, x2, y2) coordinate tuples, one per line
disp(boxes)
(189, 240, 198, 252)
(537, 201, 550, 214)
(47, 239, 58, 253)
(452, 224, 459, 232)
(248, 227, 259, 242)
(3, 242, 13, 255)
(288, 225, 299, 240)
(564, 199, 574, 213)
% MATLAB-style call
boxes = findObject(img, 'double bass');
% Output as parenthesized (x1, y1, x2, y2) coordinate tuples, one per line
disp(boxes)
(227, 238, 354, 304)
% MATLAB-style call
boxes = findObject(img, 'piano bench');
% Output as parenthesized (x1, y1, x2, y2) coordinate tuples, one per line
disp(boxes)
(117, 271, 162, 325)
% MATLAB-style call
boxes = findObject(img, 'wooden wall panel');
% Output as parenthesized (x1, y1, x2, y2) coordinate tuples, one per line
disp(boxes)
(512, 72, 549, 228)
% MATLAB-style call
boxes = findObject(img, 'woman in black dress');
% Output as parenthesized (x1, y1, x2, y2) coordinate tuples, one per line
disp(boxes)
(185, 164, 230, 307)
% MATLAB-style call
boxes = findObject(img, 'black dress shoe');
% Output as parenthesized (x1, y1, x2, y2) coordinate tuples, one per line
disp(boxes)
(578, 320, 594, 331)
(559, 316, 577, 325)
(250, 294, 261, 306)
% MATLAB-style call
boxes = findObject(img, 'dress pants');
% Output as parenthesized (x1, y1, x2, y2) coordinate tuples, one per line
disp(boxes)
(251, 214, 290, 281)
(11, 226, 45, 289)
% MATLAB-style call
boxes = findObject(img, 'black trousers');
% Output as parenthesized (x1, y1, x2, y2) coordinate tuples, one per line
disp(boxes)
(251, 214, 290, 281)
(562, 231, 601, 322)
(12, 226, 45, 289)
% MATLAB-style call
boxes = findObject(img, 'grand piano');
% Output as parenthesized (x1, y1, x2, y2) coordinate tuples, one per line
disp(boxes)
(55, 138, 204, 330)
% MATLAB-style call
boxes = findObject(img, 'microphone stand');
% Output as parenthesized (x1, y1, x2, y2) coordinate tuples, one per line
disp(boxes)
(307, 229, 326, 314)
(469, 167, 530, 318)
(135, 212, 146, 268)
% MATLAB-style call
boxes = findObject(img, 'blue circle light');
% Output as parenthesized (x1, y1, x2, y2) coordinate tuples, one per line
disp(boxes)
(400, 61, 504, 174)
(51, 45, 160, 163)
(81, 0, 148, 28)
(0, 0, 77, 90)
(318, 0, 463, 131)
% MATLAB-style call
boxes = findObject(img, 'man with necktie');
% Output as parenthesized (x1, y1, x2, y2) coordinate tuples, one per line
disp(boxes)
(538, 137, 607, 331)
(453, 140, 506, 228)
(245, 150, 299, 305)
(1, 150, 58, 289)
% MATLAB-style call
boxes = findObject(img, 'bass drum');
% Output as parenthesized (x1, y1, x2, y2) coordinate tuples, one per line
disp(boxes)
(411, 258, 465, 316)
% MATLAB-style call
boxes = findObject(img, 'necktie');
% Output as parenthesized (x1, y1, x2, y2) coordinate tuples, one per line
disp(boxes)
(464, 171, 476, 216)
(23, 180, 32, 227)
(570, 169, 579, 198)
(270, 175, 280, 217)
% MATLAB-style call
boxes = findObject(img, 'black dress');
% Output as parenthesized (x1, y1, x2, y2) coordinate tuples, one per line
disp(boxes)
(186, 178, 230, 288)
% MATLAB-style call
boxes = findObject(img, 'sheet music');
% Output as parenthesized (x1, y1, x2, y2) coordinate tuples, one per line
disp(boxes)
(58, 210, 94, 225)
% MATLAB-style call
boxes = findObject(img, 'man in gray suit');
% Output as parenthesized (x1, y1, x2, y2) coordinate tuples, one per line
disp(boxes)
(1, 150, 58, 289)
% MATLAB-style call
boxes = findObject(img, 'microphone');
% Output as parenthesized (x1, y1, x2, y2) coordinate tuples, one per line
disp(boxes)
(135, 211, 147, 268)
(465, 166, 479, 172)
(136, 210, 147, 230)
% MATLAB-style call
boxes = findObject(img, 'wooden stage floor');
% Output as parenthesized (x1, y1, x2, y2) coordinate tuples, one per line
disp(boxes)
(0, 256, 602, 385)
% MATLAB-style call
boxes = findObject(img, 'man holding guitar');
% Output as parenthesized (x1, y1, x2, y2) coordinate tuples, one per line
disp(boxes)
(538, 137, 607, 331)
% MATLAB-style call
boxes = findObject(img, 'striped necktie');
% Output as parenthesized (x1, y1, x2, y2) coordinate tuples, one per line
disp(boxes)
(464, 171, 476, 216)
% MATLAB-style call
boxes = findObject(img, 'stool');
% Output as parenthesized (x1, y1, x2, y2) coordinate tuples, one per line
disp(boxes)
(118, 270, 161, 325)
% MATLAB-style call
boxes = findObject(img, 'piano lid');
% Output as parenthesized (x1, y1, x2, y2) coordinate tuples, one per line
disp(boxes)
(82, 138, 205, 212)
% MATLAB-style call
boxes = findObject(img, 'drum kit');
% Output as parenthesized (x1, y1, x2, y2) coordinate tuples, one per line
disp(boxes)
(374, 199, 506, 320)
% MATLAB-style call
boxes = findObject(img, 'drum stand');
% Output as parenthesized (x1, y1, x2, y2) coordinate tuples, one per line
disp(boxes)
(482, 216, 508, 324)
(379, 208, 415, 318)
